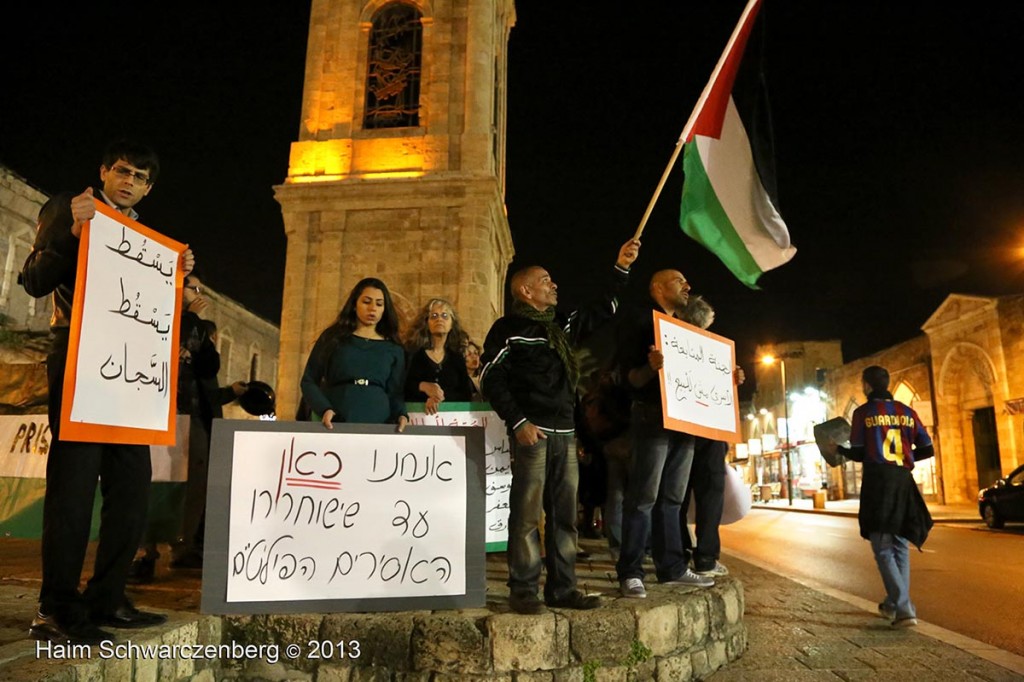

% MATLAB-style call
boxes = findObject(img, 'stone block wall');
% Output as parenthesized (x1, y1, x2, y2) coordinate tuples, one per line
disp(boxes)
(215, 579, 746, 681)
(274, 176, 513, 419)
(0, 165, 51, 332)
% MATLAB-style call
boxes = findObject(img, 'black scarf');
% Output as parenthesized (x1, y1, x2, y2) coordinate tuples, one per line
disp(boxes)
(511, 300, 579, 389)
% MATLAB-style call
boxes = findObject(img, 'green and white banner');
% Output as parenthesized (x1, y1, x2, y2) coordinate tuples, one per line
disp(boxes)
(0, 414, 189, 539)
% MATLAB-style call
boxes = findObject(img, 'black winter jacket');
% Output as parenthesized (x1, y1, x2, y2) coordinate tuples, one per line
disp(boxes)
(857, 462, 933, 549)
(480, 266, 629, 434)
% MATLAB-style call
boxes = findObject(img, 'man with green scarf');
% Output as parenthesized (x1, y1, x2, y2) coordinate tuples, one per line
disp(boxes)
(480, 238, 640, 614)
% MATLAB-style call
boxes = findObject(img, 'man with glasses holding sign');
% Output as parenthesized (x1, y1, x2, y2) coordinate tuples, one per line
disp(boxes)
(21, 140, 194, 644)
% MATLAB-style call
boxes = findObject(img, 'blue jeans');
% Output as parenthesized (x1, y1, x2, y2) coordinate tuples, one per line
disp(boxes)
(869, 532, 915, 619)
(507, 434, 580, 601)
(616, 403, 694, 582)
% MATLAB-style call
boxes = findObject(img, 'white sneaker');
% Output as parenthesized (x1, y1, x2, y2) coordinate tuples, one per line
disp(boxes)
(693, 561, 729, 577)
(892, 617, 918, 628)
(878, 603, 896, 620)
(620, 578, 647, 599)
(663, 568, 715, 588)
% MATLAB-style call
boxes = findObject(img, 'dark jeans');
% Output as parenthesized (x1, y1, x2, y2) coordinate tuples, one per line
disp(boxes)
(616, 402, 694, 582)
(681, 438, 726, 570)
(507, 433, 579, 602)
(604, 447, 629, 551)
(41, 338, 151, 621)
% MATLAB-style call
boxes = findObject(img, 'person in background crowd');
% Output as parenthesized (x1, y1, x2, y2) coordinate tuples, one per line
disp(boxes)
(404, 298, 474, 414)
(20, 140, 184, 643)
(480, 238, 640, 614)
(576, 368, 632, 559)
(464, 340, 484, 401)
(835, 365, 934, 628)
(165, 273, 221, 571)
(300, 278, 408, 431)
(198, 319, 248, 420)
(676, 295, 740, 578)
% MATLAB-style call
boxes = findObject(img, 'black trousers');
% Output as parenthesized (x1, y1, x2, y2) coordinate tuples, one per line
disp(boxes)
(681, 438, 726, 570)
(40, 333, 150, 621)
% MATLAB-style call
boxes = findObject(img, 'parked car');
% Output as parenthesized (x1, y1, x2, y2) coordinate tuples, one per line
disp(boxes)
(978, 463, 1024, 529)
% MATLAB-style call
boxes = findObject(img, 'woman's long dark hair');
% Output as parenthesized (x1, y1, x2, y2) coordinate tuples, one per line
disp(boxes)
(320, 277, 401, 345)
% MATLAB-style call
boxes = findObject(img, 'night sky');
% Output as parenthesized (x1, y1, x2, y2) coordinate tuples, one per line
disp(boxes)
(2, 2, 1023, 376)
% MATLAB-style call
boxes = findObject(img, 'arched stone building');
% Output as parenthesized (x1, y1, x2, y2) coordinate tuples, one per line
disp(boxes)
(824, 293, 1024, 505)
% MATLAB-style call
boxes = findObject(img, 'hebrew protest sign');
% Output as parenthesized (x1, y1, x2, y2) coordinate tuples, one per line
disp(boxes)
(201, 420, 486, 614)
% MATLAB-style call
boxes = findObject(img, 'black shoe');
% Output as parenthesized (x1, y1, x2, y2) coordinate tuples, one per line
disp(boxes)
(93, 604, 168, 629)
(126, 556, 156, 585)
(546, 590, 601, 610)
(29, 612, 114, 645)
(509, 592, 548, 615)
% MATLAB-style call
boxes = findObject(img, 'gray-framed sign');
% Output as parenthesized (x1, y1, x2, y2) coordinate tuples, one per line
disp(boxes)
(200, 420, 486, 614)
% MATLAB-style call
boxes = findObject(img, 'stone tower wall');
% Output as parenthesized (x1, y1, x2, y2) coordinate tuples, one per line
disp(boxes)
(275, 0, 516, 417)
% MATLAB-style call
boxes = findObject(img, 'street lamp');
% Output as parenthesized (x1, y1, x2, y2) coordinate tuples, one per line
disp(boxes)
(761, 354, 793, 505)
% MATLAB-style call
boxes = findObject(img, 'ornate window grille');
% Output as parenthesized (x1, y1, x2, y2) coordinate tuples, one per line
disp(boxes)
(364, 3, 422, 129)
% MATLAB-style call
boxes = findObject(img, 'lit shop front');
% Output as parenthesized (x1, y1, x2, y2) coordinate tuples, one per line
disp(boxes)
(735, 385, 941, 501)
(734, 387, 835, 501)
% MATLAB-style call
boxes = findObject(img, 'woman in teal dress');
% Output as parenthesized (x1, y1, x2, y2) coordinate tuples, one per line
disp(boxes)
(300, 277, 408, 431)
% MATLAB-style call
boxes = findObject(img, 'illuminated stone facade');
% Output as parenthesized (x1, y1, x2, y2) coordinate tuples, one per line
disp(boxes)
(0, 164, 279, 418)
(0, 166, 51, 337)
(274, 0, 516, 417)
(824, 294, 1024, 505)
(822, 335, 939, 501)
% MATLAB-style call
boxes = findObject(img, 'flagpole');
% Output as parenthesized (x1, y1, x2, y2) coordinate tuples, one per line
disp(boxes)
(632, 0, 762, 241)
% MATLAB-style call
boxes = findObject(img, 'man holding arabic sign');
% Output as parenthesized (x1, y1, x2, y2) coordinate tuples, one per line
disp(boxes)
(614, 269, 718, 598)
(21, 140, 193, 644)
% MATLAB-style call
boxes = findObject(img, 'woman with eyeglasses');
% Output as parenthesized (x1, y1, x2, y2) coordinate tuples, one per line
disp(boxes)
(300, 278, 408, 431)
(404, 298, 474, 415)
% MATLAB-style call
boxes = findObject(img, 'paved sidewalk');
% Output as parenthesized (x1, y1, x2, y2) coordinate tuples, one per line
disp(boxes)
(707, 552, 1024, 681)
(751, 498, 979, 523)
(3, 536, 1021, 680)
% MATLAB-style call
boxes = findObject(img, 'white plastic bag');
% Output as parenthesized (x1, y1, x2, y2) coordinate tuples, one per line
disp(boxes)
(721, 464, 752, 524)
(685, 464, 752, 525)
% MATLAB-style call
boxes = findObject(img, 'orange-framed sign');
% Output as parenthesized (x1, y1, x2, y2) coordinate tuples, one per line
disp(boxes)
(59, 199, 186, 445)
(653, 310, 741, 443)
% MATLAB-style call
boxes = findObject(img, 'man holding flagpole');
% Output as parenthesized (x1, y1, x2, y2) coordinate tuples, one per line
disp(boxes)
(480, 239, 639, 614)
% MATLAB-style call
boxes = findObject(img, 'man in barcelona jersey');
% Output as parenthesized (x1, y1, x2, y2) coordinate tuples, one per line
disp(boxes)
(835, 366, 934, 628)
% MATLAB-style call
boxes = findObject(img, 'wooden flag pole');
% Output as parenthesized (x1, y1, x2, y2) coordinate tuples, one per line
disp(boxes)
(632, 0, 762, 242)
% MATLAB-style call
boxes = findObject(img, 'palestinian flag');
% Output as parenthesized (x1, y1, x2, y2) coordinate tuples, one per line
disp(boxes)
(680, 0, 795, 287)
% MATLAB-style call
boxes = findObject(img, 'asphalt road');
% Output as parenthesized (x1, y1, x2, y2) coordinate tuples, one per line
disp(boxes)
(720, 509, 1024, 657)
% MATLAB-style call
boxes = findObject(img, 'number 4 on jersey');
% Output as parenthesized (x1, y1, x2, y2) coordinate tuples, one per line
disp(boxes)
(882, 428, 905, 464)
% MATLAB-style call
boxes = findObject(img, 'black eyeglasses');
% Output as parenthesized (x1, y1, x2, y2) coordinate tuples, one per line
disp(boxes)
(428, 312, 450, 320)
(110, 165, 151, 185)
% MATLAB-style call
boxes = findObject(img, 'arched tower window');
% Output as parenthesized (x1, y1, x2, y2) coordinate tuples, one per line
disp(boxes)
(892, 381, 917, 406)
(364, 3, 423, 129)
